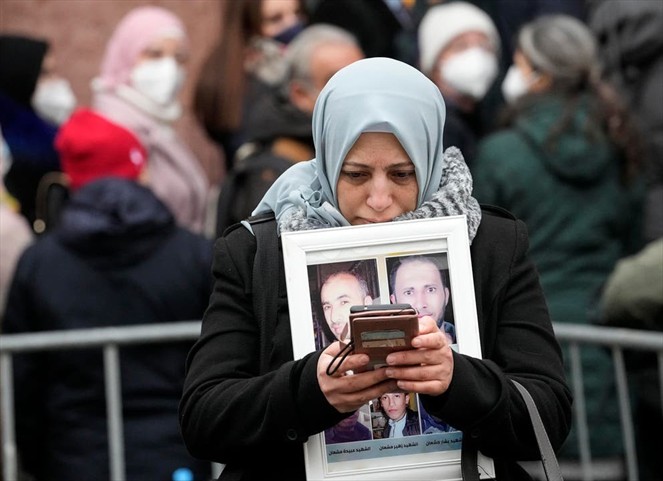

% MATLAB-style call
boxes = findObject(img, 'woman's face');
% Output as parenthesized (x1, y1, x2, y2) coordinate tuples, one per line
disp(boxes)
(513, 49, 551, 94)
(260, 0, 302, 38)
(135, 36, 188, 67)
(337, 132, 418, 225)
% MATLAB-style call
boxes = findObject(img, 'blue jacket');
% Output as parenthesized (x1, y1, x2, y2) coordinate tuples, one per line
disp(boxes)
(0, 92, 60, 224)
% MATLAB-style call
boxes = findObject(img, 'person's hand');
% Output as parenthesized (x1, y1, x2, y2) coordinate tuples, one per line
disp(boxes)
(317, 342, 398, 413)
(383, 315, 454, 396)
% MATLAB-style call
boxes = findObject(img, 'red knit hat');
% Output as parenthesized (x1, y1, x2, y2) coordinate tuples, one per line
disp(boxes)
(55, 108, 147, 190)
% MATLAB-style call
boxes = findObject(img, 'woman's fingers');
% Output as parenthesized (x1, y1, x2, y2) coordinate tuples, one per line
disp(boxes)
(317, 312, 455, 407)
(381, 316, 455, 396)
(317, 343, 399, 412)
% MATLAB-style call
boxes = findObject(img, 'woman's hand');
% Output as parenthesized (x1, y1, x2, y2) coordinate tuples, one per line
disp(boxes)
(317, 342, 398, 413)
(383, 315, 454, 396)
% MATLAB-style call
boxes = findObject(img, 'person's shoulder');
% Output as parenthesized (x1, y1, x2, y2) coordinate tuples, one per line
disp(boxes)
(473, 204, 524, 253)
(219, 222, 245, 239)
(220, 212, 276, 242)
(480, 204, 517, 222)
(11, 232, 61, 278)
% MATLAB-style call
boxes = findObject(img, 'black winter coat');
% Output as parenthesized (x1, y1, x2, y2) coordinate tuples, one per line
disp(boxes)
(179, 208, 572, 480)
(3, 179, 214, 481)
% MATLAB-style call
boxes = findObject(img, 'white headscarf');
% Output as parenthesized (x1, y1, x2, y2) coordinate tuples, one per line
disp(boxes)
(252, 57, 481, 240)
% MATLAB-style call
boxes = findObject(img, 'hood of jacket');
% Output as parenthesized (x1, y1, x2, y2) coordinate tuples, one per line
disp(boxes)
(515, 94, 615, 185)
(55, 178, 175, 268)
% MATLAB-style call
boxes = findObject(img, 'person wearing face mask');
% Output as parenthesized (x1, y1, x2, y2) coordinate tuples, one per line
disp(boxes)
(0, 34, 76, 228)
(3, 109, 214, 481)
(473, 15, 645, 480)
(91, 5, 210, 236)
(194, 0, 308, 171)
(417, 2, 501, 169)
(214, 24, 364, 236)
(31, 50, 77, 127)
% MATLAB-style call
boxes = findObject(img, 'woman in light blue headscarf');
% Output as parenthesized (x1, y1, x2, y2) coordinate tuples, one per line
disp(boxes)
(252, 57, 482, 240)
(180, 57, 571, 481)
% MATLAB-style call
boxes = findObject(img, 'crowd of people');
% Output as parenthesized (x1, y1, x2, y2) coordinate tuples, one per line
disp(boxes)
(1, 1, 661, 481)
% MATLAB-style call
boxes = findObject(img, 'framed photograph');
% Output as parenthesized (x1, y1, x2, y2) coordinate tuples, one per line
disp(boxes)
(282, 216, 495, 481)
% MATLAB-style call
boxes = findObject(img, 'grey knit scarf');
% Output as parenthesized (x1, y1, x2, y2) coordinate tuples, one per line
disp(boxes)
(278, 146, 482, 243)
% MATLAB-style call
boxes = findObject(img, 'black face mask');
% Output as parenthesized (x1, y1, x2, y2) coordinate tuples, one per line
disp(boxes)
(272, 22, 304, 45)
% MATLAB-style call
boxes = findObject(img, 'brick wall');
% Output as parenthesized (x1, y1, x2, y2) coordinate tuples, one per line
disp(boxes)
(1, 0, 225, 182)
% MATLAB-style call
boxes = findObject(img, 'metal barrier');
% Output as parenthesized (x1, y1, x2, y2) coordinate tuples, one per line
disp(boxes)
(1, 322, 662, 481)
(0, 321, 206, 481)
(553, 323, 663, 481)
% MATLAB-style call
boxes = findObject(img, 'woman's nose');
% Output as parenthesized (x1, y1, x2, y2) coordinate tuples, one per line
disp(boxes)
(366, 177, 392, 212)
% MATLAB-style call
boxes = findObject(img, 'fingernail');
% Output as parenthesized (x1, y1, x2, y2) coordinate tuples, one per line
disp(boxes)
(385, 369, 394, 377)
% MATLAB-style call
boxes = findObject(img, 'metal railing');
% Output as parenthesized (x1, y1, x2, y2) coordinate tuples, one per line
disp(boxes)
(553, 323, 663, 481)
(1, 321, 662, 481)
(0, 321, 206, 481)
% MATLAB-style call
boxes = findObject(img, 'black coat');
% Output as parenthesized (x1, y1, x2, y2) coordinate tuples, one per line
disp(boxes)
(180, 208, 572, 480)
(3, 179, 214, 481)
(215, 87, 313, 236)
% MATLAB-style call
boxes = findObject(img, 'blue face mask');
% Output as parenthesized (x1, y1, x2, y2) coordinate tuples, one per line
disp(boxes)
(272, 22, 304, 45)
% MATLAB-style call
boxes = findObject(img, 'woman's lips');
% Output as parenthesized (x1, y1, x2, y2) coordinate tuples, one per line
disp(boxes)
(357, 217, 390, 224)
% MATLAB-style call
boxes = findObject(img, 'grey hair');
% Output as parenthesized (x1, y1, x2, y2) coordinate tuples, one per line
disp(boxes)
(518, 14, 601, 89)
(282, 24, 361, 87)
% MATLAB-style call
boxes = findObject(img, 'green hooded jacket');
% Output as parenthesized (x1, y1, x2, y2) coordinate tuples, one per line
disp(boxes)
(473, 93, 644, 459)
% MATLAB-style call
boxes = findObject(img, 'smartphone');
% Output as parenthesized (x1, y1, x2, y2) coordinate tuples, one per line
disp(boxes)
(349, 303, 419, 370)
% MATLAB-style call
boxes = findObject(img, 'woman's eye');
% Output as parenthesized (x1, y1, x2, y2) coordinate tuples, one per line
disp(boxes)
(391, 171, 416, 183)
(144, 49, 165, 59)
(341, 171, 367, 181)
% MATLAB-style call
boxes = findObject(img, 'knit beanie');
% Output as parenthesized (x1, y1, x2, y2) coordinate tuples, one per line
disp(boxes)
(518, 14, 600, 86)
(55, 109, 147, 190)
(418, 2, 499, 75)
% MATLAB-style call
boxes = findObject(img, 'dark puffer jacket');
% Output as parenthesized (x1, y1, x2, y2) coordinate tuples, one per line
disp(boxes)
(3, 179, 214, 481)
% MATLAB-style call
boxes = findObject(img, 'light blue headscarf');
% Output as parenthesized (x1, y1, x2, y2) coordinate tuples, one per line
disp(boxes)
(252, 57, 481, 240)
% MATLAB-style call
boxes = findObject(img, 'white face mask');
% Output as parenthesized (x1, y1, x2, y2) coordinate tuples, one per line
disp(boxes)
(130, 57, 185, 106)
(31, 78, 77, 125)
(440, 47, 499, 100)
(501, 65, 537, 104)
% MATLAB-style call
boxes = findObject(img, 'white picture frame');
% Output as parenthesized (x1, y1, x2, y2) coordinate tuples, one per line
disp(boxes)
(281, 216, 495, 481)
